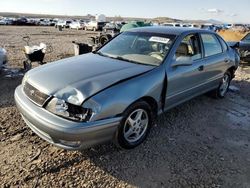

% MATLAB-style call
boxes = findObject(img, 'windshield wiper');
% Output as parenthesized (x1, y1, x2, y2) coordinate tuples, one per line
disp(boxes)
(96, 52, 147, 65)
(95, 51, 111, 58)
(113, 56, 143, 65)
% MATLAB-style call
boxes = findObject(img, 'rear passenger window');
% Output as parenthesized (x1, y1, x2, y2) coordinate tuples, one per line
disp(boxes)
(218, 37, 228, 52)
(201, 34, 223, 57)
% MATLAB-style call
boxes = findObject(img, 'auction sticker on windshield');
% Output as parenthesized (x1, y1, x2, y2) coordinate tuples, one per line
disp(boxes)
(149, 36, 170, 44)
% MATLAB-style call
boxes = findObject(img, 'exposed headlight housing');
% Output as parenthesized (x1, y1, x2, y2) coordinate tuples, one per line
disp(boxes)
(22, 73, 28, 86)
(46, 98, 92, 122)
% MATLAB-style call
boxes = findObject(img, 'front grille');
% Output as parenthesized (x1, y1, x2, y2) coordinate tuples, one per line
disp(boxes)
(23, 82, 49, 106)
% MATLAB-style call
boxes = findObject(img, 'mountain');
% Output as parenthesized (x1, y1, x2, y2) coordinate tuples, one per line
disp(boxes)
(206, 19, 223, 24)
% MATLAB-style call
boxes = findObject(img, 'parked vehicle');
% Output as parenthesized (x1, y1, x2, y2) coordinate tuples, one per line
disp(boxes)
(102, 22, 122, 32)
(13, 17, 28, 25)
(163, 23, 181, 27)
(0, 19, 6, 25)
(15, 27, 239, 150)
(120, 21, 151, 32)
(69, 21, 85, 30)
(181, 24, 191, 27)
(39, 20, 50, 26)
(228, 33, 250, 62)
(201, 24, 216, 31)
(55, 20, 72, 28)
(231, 24, 247, 32)
(0, 18, 13, 25)
(189, 24, 200, 28)
(84, 21, 106, 31)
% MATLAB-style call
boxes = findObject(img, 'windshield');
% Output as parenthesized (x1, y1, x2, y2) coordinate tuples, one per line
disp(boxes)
(242, 33, 250, 42)
(97, 32, 176, 66)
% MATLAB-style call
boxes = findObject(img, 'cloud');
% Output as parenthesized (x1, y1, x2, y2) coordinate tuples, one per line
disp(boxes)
(229, 13, 238, 17)
(207, 8, 223, 14)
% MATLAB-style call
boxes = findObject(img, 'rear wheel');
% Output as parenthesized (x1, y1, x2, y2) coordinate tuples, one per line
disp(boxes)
(115, 101, 153, 149)
(212, 71, 231, 98)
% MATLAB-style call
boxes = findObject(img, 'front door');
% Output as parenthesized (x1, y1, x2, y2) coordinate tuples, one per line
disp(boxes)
(164, 33, 206, 110)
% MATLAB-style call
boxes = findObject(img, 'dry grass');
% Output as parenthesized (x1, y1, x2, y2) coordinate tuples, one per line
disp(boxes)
(218, 30, 248, 41)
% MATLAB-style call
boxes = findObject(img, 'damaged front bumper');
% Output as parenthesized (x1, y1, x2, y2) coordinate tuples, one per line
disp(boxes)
(14, 85, 121, 150)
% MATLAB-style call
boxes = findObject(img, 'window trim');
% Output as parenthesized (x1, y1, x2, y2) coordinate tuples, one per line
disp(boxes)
(200, 33, 224, 58)
(216, 35, 229, 52)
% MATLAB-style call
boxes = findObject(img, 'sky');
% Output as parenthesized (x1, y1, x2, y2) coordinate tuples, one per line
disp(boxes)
(0, 0, 250, 23)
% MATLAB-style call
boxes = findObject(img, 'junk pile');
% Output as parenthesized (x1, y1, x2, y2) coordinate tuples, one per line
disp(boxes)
(22, 36, 52, 70)
(72, 31, 118, 56)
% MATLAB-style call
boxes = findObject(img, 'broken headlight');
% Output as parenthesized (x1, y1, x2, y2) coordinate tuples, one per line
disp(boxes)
(46, 98, 92, 122)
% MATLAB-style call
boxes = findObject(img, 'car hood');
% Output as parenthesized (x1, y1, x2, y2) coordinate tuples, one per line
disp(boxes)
(26, 53, 154, 105)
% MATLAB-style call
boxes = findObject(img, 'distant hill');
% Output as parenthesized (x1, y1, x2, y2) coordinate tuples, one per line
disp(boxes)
(0, 12, 224, 24)
(151, 17, 182, 23)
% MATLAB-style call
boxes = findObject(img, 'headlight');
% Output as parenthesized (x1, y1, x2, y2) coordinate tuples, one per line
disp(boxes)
(46, 98, 92, 122)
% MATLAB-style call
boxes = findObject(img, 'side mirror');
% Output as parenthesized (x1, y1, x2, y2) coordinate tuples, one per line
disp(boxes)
(172, 56, 193, 67)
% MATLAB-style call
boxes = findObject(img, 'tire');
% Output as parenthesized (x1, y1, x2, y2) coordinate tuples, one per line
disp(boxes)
(99, 34, 112, 45)
(211, 71, 231, 98)
(114, 101, 153, 149)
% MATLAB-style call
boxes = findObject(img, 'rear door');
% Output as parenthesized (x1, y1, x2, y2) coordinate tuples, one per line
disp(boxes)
(199, 33, 229, 89)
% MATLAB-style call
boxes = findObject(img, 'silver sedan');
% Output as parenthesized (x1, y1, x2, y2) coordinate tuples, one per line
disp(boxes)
(15, 27, 240, 150)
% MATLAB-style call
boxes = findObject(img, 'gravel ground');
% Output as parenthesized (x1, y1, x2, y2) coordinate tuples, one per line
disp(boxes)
(0, 26, 250, 188)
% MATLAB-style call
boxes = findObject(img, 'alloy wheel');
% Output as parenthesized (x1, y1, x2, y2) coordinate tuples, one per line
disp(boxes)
(123, 109, 149, 143)
(219, 74, 230, 96)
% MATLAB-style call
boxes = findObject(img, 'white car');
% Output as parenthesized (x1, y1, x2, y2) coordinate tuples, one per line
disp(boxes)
(189, 24, 200, 28)
(69, 21, 85, 30)
(55, 20, 72, 28)
(84, 21, 106, 31)
(0, 18, 13, 25)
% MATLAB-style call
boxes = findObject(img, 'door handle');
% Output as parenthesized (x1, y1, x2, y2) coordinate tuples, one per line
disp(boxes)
(198, 65, 204, 71)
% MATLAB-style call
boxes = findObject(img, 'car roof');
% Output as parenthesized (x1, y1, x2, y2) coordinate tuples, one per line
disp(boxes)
(128, 26, 214, 36)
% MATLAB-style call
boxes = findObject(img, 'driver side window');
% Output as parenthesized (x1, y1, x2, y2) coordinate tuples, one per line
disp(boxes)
(175, 34, 202, 62)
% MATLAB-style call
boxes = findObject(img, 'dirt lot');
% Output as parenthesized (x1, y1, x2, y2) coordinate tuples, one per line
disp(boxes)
(0, 26, 250, 188)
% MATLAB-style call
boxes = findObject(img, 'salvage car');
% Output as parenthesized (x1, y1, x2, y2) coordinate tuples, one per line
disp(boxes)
(69, 21, 85, 30)
(103, 22, 122, 32)
(55, 20, 72, 28)
(228, 32, 250, 63)
(15, 27, 239, 150)
(84, 21, 107, 31)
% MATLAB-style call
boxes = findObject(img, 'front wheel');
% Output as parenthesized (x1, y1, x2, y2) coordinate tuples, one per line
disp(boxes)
(114, 101, 153, 149)
(212, 71, 231, 98)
